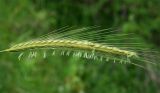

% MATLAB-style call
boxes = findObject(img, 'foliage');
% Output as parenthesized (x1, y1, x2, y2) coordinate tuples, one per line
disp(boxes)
(0, 0, 160, 93)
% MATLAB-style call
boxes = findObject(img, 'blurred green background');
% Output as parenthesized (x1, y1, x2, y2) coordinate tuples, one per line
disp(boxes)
(0, 0, 160, 93)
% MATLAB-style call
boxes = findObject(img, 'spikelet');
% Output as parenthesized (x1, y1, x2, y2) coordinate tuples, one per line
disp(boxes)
(1, 26, 160, 68)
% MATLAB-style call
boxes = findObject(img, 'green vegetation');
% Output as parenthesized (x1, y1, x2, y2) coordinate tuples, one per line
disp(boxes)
(0, 0, 160, 93)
